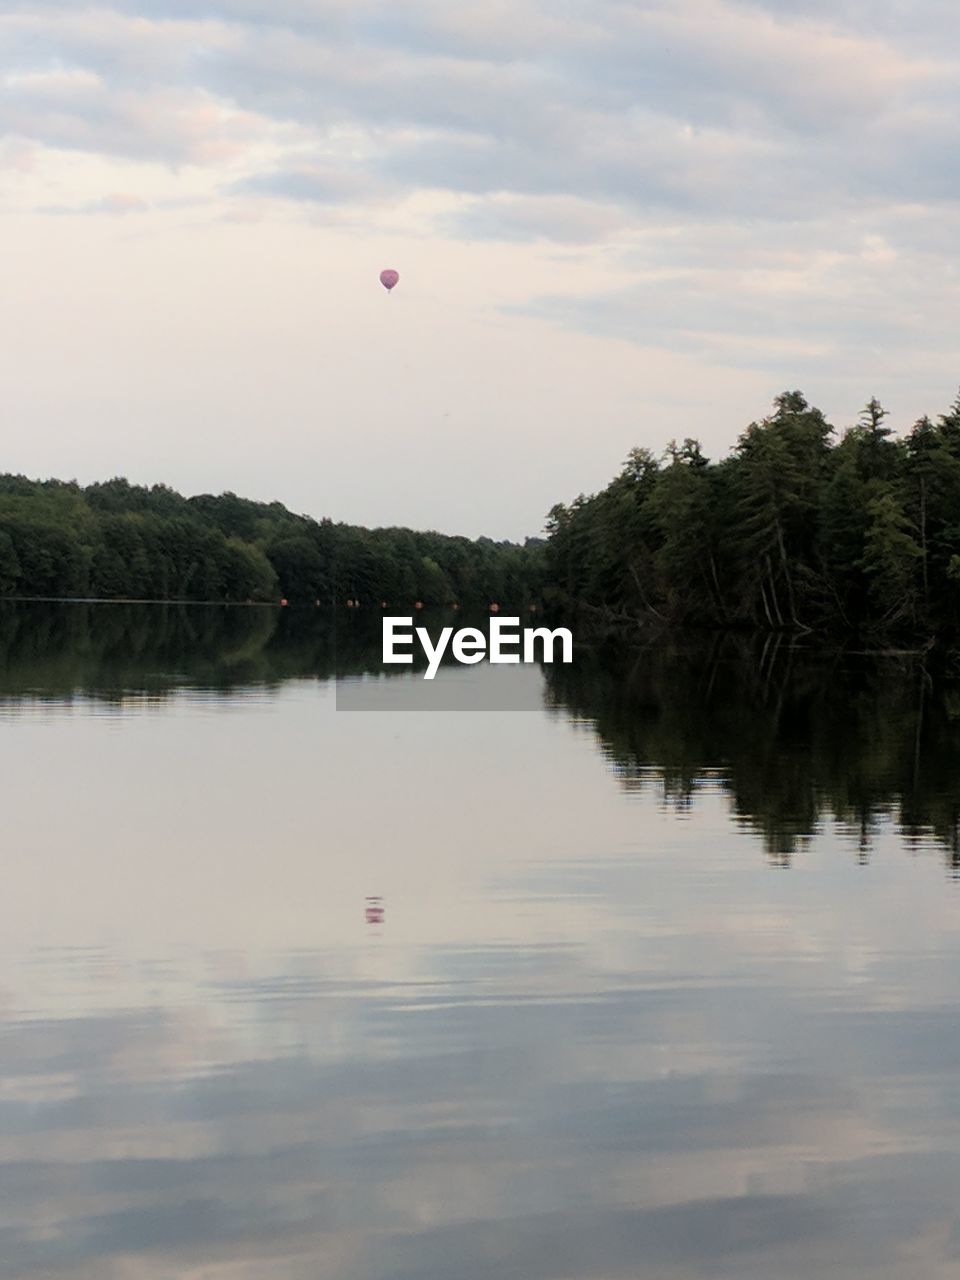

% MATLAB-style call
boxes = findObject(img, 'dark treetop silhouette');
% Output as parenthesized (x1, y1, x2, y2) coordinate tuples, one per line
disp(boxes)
(544, 390, 960, 640)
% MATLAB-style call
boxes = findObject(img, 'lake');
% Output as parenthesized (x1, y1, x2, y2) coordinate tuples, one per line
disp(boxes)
(2, 603, 960, 1279)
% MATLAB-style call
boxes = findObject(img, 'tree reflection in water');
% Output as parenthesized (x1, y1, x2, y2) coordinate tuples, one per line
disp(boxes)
(2, 602, 958, 867)
(545, 633, 960, 869)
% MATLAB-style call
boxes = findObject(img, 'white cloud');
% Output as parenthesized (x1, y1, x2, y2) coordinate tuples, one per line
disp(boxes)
(3, 2, 957, 230)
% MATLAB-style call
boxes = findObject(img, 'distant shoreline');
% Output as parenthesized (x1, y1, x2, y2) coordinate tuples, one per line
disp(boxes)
(1, 596, 279, 606)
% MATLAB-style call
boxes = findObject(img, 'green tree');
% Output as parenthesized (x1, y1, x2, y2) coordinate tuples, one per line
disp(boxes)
(0, 530, 20, 594)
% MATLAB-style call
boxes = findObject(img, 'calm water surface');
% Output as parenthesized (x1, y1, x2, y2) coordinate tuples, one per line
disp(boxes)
(2, 605, 960, 1278)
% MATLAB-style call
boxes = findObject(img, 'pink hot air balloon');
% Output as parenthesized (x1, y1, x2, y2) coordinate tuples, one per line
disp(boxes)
(380, 268, 399, 292)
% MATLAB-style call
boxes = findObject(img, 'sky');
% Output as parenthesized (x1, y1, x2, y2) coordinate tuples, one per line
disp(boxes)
(2, 0, 959, 540)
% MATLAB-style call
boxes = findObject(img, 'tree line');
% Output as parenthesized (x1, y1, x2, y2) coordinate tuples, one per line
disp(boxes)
(545, 390, 960, 637)
(5, 387, 960, 635)
(0, 475, 544, 607)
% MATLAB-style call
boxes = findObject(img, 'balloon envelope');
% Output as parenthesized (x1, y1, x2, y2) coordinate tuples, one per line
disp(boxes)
(379, 268, 399, 291)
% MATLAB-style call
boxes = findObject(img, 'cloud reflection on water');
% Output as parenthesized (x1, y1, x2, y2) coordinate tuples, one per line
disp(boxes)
(2, 606, 960, 1275)
(3, 922, 960, 1277)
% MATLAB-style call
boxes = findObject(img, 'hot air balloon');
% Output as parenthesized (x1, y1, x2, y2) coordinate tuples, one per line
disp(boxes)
(380, 268, 399, 292)
(365, 896, 384, 925)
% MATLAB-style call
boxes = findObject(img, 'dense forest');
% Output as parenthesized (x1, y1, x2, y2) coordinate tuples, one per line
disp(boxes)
(4, 387, 960, 637)
(0, 475, 543, 607)
(545, 390, 960, 638)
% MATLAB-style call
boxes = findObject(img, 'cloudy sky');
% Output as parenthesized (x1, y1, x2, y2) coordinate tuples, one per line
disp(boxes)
(2, 0, 958, 539)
